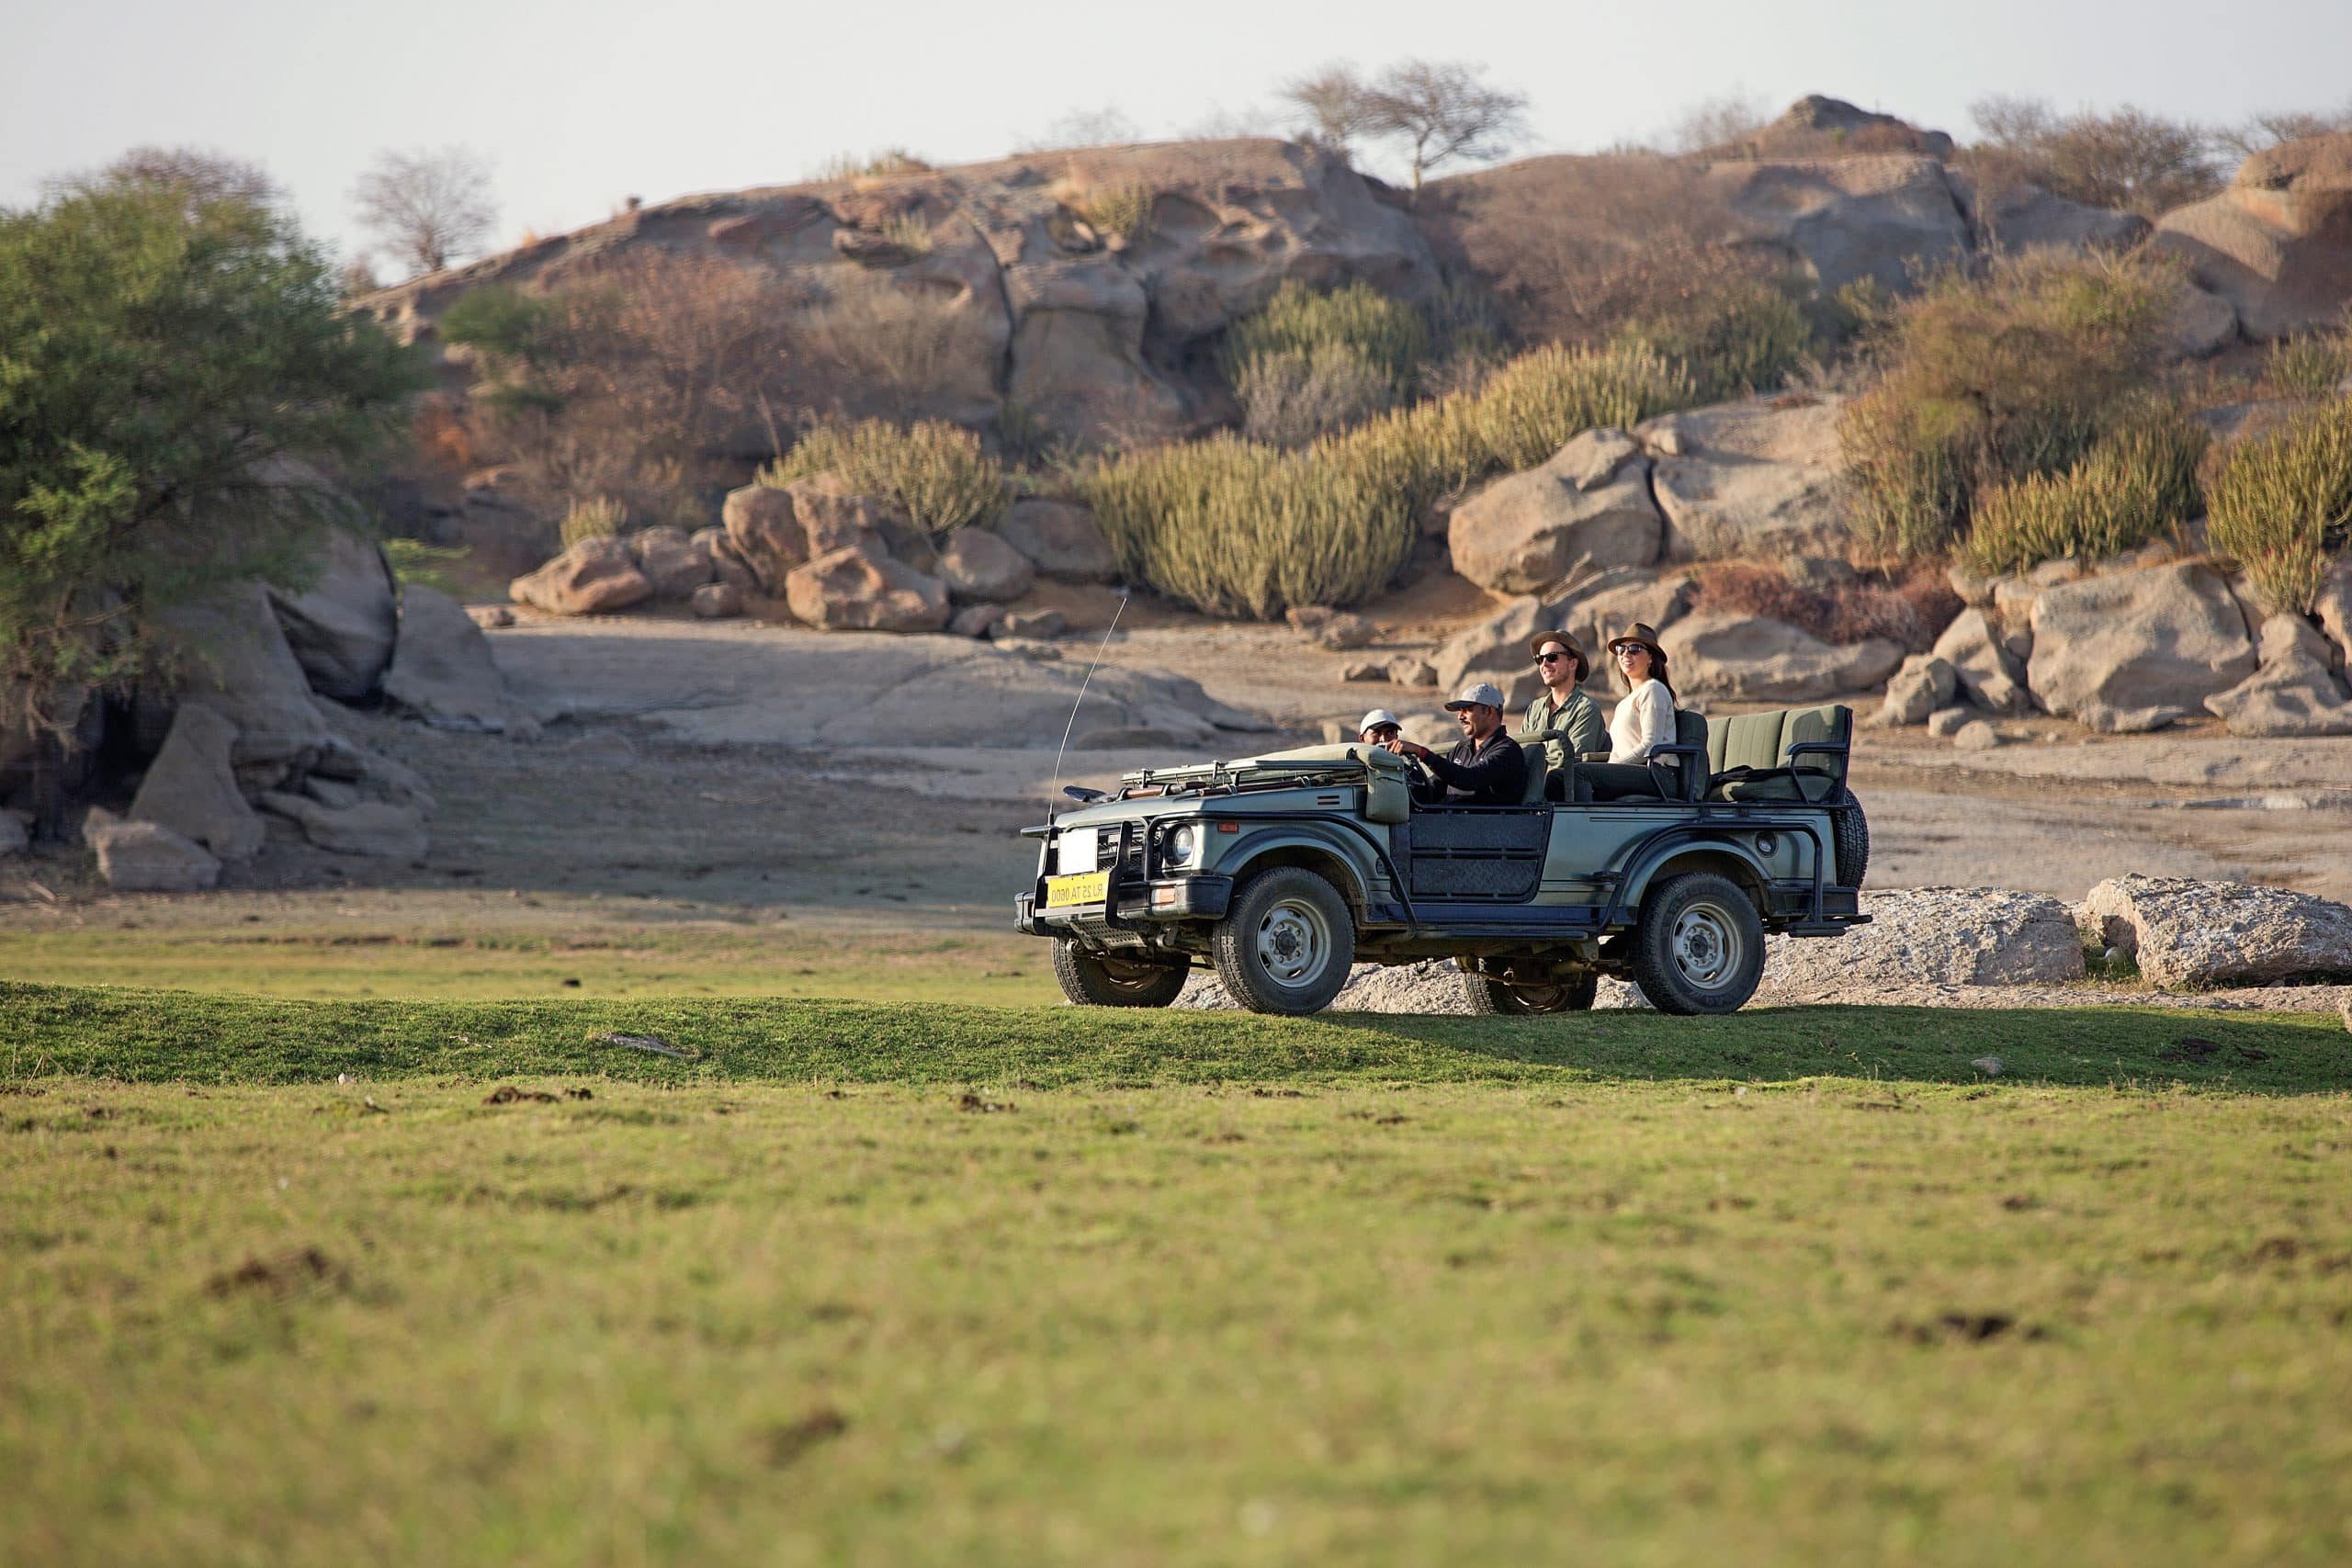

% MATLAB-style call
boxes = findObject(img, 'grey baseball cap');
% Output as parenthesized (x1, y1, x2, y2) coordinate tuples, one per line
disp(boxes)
(1443, 682, 1506, 712)
(1358, 708, 1401, 732)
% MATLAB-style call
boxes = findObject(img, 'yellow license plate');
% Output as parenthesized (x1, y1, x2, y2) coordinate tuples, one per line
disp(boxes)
(1044, 871, 1110, 908)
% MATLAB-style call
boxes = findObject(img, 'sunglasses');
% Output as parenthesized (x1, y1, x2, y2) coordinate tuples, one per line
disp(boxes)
(1533, 650, 1570, 664)
(1615, 646, 1645, 659)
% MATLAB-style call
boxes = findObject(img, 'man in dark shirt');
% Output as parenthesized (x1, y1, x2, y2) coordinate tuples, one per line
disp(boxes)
(1389, 682, 1527, 805)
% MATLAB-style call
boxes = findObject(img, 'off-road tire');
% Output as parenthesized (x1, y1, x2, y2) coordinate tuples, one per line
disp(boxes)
(1630, 871, 1765, 1016)
(1052, 939, 1190, 1008)
(1210, 866, 1356, 1016)
(1458, 963, 1600, 1015)
(1830, 790, 1871, 888)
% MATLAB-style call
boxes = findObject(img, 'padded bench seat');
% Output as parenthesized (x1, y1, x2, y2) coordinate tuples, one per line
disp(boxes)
(1702, 705, 1852, 804)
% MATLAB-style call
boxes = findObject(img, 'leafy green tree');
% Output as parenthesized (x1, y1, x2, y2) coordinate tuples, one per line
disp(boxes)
(0, 168, 424, 824)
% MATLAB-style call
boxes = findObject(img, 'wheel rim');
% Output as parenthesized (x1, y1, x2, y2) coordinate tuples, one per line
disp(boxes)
(1671, 901, 1742, 991)
(1254, 897, 1332, 988)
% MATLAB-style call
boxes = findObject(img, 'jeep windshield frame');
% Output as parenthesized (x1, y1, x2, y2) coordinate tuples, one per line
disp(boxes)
(1110, 752, 1385, 802)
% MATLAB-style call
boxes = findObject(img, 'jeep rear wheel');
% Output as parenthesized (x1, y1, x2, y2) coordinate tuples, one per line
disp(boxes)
(1459, 963, 1600, 1015)
(1210, 867, 1355, 1016)
(1052, 939, 1190, 1008)
(1630, 872, 1764, 1016)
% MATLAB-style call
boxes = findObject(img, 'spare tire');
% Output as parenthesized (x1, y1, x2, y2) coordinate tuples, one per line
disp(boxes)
(1830, 791, 1870, 888)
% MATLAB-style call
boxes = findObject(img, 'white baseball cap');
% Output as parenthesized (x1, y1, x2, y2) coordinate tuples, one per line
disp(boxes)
(1358, 708, 1401, 732)
(1443, 682, 1506, 712)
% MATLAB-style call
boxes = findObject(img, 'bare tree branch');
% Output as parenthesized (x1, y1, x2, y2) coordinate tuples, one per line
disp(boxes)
(1363, 62, 1530, 191)
(352, 146, 498, 278)
(1279, 63, 1384, 160)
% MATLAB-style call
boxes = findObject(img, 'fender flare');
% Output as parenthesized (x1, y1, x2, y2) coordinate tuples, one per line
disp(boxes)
(1217, 826, 1378, 913)
(1610, 829, 1784, 922)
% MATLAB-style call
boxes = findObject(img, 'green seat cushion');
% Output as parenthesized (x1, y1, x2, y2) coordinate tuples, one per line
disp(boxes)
(1720, 711, 1786, 774)
(1704, 716, 1729, 775)
(1712, 770, 1844, 804)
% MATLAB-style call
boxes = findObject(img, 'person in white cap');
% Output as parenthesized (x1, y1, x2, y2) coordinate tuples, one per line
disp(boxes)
(1357, 709, 1402, 746)
(1387, 682, 1526, 805)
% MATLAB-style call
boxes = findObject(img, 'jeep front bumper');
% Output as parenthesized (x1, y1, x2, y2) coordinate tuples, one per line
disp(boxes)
(1016, 874, 1234, 936)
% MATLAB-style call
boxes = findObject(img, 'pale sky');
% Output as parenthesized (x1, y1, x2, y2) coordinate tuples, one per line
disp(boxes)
(6, 0, 2348, 274)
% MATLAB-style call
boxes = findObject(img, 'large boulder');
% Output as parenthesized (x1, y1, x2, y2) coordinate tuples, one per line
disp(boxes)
(784, 543, 953, 632)
(361, 141, 1437, 451)
(383, 585, 514, 732)
(2150, 131, 2352, 341)
(933, 526, 1035, 604)
(1639, 392, 1854, 563)
(2203, 614, 2352, 736)
(127, 704, 265, 862)
(1948, 172, 2151, 255)
(258, 792, 429, 859)
(996, 499, 1118, 583)
(2314, 558, 2352, 673)
(1760, 888, 2086, 996)
(628, 526, 715, 600)
(266, 528, 399, 702)
(2027, 563, 2256, 731)
(1448, 429, 1660, 593)
(1930, 606, 2031, 713)
(1660, 612, 1904, 702)
(1870, 653, 1957, 728)
(1713, 155, 1971, 296)
(154, 582, 334, 792)
(84, 807, 220, 892)
(1432, 596, 1555, 711)
(720, 477, 894, 590)
(693, 525, 759, 593)
(508, 536, 653, 615)
(2079, 874, 2352, 989)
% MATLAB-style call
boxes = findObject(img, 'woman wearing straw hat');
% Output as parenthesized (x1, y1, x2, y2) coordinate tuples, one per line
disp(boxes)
(1577, 623, 1679, 802)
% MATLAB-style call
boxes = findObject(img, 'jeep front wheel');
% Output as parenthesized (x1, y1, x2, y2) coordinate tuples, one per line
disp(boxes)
(1630, 872, 1764, 1016)
(1211, 867, 1356, 1016)
(1052, 939, 1190, 1008)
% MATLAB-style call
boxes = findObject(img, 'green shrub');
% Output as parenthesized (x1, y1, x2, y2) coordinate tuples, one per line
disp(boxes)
(2204, 397, 2352, 614)
(0, 174, 422, 740)
(761, 419, 1005, 535)
(1220, 280, 1432, 397)
(438, 285, 560, 361)
(1618, 275, 1813, 401)
(560, 495, 626, 548)
(2262, 328, 2352, 400)
(1959, 402, 2209, 576)
(1840, 253, 2172, 560)
(1073, 183, 1152, 243)
(381, 538, 471, 599)
(1083, 341, 1694, 616)
(1235, 342, 1398, 447)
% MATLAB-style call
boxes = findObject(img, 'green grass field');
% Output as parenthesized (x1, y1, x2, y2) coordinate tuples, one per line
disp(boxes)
(5, 983, 2351, 1563)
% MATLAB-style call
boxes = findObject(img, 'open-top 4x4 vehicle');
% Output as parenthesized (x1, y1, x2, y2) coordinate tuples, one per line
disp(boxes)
(1016, 704, 1871, 1016)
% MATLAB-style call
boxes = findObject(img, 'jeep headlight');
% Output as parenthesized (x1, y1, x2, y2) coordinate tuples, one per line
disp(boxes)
(1166, 824, 1199, 868)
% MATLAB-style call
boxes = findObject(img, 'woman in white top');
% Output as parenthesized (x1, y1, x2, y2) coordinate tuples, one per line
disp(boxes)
(1578, 623, 1680, 801)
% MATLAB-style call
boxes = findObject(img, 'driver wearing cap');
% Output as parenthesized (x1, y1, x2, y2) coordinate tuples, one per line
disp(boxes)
(1386, 682, 1526, 805)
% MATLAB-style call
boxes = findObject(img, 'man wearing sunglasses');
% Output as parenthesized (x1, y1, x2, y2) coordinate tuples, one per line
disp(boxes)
(1516, 633, 1607, 787)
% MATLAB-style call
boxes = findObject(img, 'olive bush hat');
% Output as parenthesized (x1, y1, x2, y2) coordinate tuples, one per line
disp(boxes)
(1606, 623, 1667, 661)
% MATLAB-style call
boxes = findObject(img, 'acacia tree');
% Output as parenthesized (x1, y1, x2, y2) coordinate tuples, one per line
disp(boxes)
(352, 146, 498, 276)
(0, 174, 424, 828)
(1967, 96, 2222, 216)
(1279, 64, 1386, 160)
(1364, 62, 1530, 192)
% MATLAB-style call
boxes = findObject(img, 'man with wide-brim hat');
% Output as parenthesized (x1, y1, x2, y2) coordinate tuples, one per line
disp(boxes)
(1386, 682, 1527, 806)
(1516, 630, 1606, 790)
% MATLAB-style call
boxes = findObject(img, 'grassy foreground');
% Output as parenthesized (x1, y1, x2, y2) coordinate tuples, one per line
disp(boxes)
(5, 986, 2350, 1564)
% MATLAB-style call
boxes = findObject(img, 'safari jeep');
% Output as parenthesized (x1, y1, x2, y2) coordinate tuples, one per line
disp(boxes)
(1015, 705, 1871, 1016)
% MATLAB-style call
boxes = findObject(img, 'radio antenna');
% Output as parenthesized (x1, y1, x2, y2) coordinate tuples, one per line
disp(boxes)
(1047, 592, 1130, 822)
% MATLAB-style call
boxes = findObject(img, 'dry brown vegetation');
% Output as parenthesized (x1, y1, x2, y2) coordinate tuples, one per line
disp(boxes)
(441, 253, 806, 527)
(1688, 561, 1960, 653)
